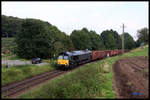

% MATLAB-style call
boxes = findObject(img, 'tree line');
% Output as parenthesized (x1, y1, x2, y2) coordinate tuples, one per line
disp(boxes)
(2, 15, 148, 59)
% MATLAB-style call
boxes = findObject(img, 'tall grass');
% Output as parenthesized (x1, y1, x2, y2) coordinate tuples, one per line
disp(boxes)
(19, 45, 148, 98)
(2, 60, 57, 86)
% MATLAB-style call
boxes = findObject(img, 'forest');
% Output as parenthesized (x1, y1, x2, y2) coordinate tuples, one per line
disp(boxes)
(2, 15, 148, 59)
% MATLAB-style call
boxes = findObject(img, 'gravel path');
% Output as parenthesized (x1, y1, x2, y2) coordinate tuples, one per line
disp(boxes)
(2, 60, 49, 67)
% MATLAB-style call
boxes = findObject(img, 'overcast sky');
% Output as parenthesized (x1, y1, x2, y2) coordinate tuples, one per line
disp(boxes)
(2, 1, 149, 40)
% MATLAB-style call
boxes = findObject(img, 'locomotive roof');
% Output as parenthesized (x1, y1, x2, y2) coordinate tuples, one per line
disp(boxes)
(61, 50, 91, 56)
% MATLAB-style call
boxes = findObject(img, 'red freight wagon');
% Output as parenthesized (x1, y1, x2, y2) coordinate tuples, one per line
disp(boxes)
(118, 50, 122, 55)
(111, 50, 115, 56)
(91, 51, 107, 61)
(104, 50, 112, 57)
(124, 49, 129, 53)
(111, 50, 122, 56)
(112, 50, 118, 56)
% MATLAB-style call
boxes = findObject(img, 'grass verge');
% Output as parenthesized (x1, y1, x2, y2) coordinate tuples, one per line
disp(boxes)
(2, 60, 57, 86)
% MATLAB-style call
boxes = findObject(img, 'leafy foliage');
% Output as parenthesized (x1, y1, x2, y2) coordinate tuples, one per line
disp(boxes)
(121, 32, 136, 49)
(14, 18, 75, 59)
(136, 27, 149, 47)
(2, 15, 23, 37)
(88, 30, 105, 50)
(15, 19, 54, 59)
(2, 38, 16, 54)
(100, 29, 120, 50)
(2, 15, 137, 59)
(71, 28, 91, 50)
(71, 28, 105, 50)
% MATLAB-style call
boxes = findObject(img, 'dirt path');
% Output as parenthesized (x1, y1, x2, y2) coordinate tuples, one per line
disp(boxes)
(112, 56, 149, 99)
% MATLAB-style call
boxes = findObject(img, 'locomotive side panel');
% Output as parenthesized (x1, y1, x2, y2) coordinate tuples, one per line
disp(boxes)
(74, 52, 91, 65)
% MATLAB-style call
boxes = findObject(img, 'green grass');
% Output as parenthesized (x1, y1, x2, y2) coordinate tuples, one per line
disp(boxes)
(2, 60, 57, 86)
(19, 45, 148, 99)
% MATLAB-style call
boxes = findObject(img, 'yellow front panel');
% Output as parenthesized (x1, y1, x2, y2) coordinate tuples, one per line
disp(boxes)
(58, 59, 69, 65)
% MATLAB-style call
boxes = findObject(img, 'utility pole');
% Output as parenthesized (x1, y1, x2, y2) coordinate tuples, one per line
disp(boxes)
(5, 32, 8, 68)
(121, 23, 126, 54)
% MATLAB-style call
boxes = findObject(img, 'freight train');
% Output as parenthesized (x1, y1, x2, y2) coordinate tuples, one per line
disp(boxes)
(57, 49, 128, 70)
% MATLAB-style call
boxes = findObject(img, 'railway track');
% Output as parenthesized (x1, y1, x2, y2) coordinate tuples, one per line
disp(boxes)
(2, 63, 86, 98)
(2, 70, 66, 97)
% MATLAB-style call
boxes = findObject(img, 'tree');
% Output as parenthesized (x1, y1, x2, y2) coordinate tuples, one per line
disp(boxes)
(70, 28, 91, 50)
(15, 19, 54, 59)
(110, 29, 122, 49)
(121, 32, 136, 49)
(88, 30, 105, 50)
(49, 26, 74, 57)
(136, 27, 149, 46)
(71, 28, 105, 50)
(62, 34, 74, 51)
(105, 34, 117, 50)
(100, 29, 119, 50)
(135, 38, 143, 47)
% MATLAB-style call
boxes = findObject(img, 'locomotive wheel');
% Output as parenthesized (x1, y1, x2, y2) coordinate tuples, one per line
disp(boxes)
(61, 67, 65, 71)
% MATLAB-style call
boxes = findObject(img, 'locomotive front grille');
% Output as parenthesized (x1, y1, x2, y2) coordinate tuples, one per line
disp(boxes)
(57, 59, 69, 66)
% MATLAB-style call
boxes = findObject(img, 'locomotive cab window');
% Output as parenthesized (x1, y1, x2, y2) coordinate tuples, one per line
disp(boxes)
(58, 56, 63, 59)
(64, 56, 69, 60)
(58, 55, 69, 60)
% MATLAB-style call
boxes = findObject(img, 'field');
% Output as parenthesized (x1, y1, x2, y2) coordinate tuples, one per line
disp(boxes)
(113, 56, 148, 98)
(2, 60, 57, 86)
(19, 45, 148, 98)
